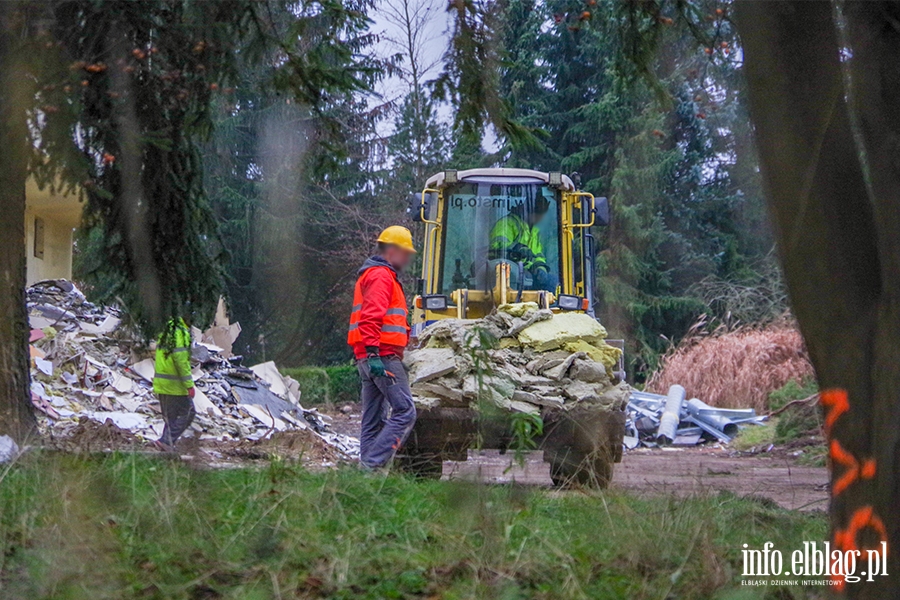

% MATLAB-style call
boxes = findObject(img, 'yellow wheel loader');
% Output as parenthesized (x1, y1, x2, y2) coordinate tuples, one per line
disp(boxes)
(400, 168, 628, 487)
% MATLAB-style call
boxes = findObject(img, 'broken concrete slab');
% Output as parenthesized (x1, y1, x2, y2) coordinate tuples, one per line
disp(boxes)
(563, 339, 622, 371)
(517, 312, 608, 351)
(525, 351, 570, 375)
(568, 358, 608, 383)
(405, 348, 458, 384)
(543, 352, 585, 381)
(411, 381, 467, 404)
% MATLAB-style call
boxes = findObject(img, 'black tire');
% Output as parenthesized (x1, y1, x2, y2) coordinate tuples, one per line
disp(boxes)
(547, 449, 614, 489)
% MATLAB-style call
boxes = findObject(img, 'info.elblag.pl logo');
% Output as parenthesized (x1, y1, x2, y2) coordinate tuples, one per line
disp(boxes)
(740, 541, 888, 587)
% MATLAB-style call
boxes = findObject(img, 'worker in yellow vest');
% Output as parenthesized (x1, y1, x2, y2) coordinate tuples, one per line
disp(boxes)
(348, 226, 417, 469)
(489, 194, 557, 291)
(153, 317, 195, 450)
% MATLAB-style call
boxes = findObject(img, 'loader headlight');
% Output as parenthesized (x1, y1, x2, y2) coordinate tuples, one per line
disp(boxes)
(548, 171, 563, 187)
(444, 169, 458, 184)
(423, 295, 449, 311)
(557, 294, 582, 311)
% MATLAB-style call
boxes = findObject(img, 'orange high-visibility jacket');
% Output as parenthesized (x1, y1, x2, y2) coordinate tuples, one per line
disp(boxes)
(348, 256, 409, 358)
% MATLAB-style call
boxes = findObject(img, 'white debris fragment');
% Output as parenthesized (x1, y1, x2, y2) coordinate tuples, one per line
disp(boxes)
(0, 436, 19, 463)
(241, 404, 288, 432)
(130, 359, 155, 382)
(111, 373, 133, 394)
(250, 361, 289, 397)
(34, 357, 54, 376)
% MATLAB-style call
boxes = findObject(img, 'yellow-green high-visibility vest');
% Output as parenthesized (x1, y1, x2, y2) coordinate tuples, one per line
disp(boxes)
(489, 213, 548, 271)
(153, 318, 194, 396)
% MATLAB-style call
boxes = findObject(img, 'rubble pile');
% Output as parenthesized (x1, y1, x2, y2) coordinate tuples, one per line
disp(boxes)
(403, 303, 630, 414)
(27, 280, 358, 458)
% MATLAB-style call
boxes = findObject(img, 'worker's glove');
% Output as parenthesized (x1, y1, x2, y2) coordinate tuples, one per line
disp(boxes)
(188, 387, 196, 399)
(508, 243, 535, 262)
(367, 355, 387, 378)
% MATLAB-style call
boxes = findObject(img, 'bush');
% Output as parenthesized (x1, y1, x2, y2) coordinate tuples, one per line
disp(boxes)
(327, 364, 360, 405)
(769, 377, 821, 443)
(281, 364, 360, 406)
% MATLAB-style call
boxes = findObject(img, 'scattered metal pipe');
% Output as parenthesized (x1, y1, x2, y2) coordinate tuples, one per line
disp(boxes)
(655, 385, 685, 444)
(685, 398, 739, 437)
(683, 415, 733, 443)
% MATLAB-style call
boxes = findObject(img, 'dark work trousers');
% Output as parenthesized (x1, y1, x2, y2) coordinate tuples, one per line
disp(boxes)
(158, 393, 196, 446)
(356, 356, 417, 468)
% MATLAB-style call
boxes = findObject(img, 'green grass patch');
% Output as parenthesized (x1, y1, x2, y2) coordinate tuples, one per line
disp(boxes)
(282, 364, 359, 406)
(732, 421, 777, 451)
(0, 452, 828, 599)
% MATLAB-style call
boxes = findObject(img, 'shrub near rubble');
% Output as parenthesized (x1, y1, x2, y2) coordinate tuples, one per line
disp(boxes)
(646, 322, 814, 412)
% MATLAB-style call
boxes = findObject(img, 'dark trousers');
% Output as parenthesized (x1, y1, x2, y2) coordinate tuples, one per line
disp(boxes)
(158, 394, 196, 446)
(357, 356, 417, 468)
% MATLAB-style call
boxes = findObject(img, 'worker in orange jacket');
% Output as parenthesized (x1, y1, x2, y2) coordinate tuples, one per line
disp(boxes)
(348, 226, 417, 469)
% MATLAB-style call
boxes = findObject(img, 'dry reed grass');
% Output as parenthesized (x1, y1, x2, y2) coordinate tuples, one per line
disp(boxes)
(646, 321, 814, 412)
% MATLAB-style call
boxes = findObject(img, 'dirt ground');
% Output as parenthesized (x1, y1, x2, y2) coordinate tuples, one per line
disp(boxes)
(436, 447, 828, 511)
(46, 405, 829, 512)
(330, 404, 829, 512)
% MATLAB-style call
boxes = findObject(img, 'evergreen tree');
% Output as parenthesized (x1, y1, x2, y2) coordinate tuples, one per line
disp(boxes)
(496, 0, 771, 378)
(2, 0, 377, 436)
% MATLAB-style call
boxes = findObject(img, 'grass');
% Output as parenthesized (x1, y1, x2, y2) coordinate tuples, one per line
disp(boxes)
(731, 421, 777, 451)
(0, 452, 828, 599)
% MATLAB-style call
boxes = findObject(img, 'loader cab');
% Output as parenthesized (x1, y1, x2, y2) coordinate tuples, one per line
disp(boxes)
(409, 168, 610, 337)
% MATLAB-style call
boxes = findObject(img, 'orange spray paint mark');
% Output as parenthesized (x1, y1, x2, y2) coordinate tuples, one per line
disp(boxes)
(830, 440, 876, 496)
(820, 388, 849, 436)
(832, 506, 889, 589)
(819, 389, 889, 590)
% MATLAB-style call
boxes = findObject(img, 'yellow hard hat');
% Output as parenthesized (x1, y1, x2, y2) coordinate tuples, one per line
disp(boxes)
(377, 225, 416, 253)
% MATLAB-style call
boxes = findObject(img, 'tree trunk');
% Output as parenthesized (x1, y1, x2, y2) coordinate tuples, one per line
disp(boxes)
(736, 1, 898, 596)
(0, 3, 36, 441)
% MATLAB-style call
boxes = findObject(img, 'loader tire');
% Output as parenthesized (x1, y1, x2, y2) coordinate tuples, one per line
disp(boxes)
(547, 448, 614, 489)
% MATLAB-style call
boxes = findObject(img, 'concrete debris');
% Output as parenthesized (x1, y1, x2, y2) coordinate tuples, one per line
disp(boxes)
(517, 312, 608, 351)
(0, 435, 19, 463)
(405, 348, 458, 384)
(404, 304, 628, 415)
(26, 279, 359, 458)
(626, 387, 766, 448)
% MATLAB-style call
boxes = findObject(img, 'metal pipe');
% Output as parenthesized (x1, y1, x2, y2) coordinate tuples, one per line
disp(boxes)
(656, 385, 685, 444)
(685, 398, 739, 437)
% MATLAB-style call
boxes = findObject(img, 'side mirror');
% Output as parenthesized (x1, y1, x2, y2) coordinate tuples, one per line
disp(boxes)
(406, 193, 423, 222)
(594, 196, 610, 227)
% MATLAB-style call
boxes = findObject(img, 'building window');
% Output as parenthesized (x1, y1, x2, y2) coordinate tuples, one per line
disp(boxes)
(34, 217, 44, 259)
